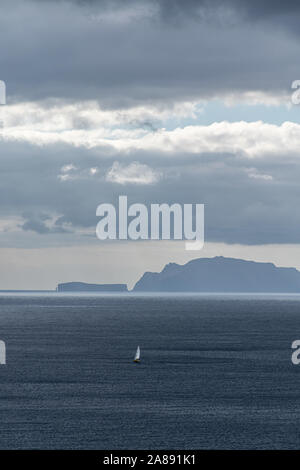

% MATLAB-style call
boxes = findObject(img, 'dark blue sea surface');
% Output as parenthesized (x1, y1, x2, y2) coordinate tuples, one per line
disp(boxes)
(0, 293, 299, 449)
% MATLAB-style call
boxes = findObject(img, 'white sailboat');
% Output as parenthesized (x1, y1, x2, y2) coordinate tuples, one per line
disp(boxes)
(133, 346, 140, 363)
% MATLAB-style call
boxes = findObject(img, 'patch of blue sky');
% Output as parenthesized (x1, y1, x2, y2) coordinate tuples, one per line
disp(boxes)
(162, 100, 300, 130)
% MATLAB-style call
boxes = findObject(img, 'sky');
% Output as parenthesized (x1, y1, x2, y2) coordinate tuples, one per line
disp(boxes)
(1, 0, 300, 289)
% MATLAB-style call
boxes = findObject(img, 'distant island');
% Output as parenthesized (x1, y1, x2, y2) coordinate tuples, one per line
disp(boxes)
(54, 257, 300, 294)
(57, 282, 128, 292)
(133, 256, 300, 293)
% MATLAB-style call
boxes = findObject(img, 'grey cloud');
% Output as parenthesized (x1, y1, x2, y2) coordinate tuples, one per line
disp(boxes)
(21, 218, 51, 234)
(0, 138, 299, 246)
(20, 212, 71, 234)
(0, 0, 298, 106)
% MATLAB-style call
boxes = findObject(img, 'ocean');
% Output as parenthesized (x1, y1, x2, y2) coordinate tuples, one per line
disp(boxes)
(0, 293, 299, 449)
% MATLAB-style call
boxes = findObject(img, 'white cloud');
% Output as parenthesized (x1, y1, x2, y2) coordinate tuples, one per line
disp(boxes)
(122, 121, 300, 158)
(2, 100, 199, 132)
(106, 161, 161, 185)
(61, 163, 77, 173)
(58, 163, 99, 182)
(58, 173, 73, 182)
(246, 167, 273, 181)
(58, 163, 77, 181)
(2, 99, 300, 160)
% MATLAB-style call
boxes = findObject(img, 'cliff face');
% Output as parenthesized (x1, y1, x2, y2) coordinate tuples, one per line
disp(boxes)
(57, 282, 128, 292)
(133, 257, 300, 293)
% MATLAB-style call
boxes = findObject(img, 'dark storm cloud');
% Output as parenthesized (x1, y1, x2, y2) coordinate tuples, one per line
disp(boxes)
(45, 0, 300, 29)
(0, 0, 298, 105)
(55, 0, 300, 18)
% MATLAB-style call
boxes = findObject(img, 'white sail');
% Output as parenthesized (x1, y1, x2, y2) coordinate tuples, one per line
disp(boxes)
(134, 346, 140, 361)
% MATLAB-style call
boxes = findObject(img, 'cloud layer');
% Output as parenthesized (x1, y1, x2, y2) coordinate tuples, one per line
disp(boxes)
(1, 0, 299, 105)
(0, 0, 300, 287)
